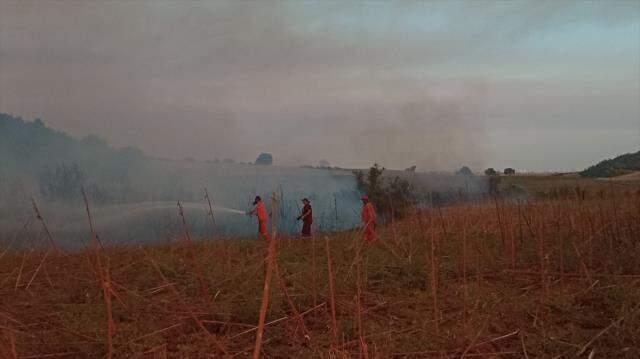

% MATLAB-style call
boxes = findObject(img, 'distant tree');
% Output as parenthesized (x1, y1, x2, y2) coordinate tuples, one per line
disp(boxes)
(223, 158, 235, 164)
(318, 160, 330, 168)
(484, 168, 498, 176)
(405, 165, 417, 172)
(354, 163, 385, 201)
(353, 163, 414, 220)
(504, 168, 516, 175)
(255, 153, 273, 165)
(39, 163, 86, 202)
(456, 166, 474, 176)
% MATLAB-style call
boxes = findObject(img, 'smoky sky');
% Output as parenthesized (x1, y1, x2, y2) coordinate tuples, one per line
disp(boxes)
(1, 1, 639, 171)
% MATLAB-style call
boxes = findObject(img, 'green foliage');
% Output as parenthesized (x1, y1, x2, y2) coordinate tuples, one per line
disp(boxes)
(456, 166, 474, 176)
(255, 153, 273, 165)
(580, 150, 640, 178)
(484, 168, 498, 176)
(503, 168, 516, 175)
(354, 163, 414, 219)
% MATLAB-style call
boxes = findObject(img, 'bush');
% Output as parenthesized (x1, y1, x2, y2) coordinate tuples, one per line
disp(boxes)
(504, 168, 516, 175)
(38, 163, 111, 204)
(354, 164, 414, 220)
(456, 166, 473, 176)
(484, 168, 498, 176)
(39, 163, 86, 202)
(255, 153, 273, 165)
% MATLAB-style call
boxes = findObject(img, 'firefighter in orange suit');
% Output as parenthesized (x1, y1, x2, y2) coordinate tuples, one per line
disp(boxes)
(248, 196, 270, 241)
(361, 195, 376, 243)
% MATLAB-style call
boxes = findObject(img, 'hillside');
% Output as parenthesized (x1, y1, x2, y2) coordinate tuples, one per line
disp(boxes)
(580, 150, 640, 178)
(0, 113, 145, 179)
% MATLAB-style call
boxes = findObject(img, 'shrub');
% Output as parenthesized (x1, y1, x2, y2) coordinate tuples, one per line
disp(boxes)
(255, 153, 273, 165)
(353, 163, 414, 220)
(456, 166, 473, 176)
(484, 168, 498, 176)
(504, 168, 516, 175)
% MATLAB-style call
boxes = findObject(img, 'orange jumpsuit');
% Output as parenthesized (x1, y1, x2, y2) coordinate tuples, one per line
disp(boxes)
(361, 202, 376, 242)
(255, 201, 270, 241)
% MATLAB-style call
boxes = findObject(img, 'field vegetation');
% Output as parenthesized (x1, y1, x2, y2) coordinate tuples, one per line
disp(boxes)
(1, 183, 639, 358)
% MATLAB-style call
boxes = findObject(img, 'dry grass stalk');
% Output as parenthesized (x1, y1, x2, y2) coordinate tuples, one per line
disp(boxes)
(325, 236, 338, 343)
(504, 270, 640, 279)
(537, 210, 548, 300)
(24, 198, 60, 290)
(509, 214, 516, 270)
(493, 197, 507, 263)
(177, 200, 212, 302)
(204, 188, 217, 236)
(30, 198, 59, 252)
(0, 329, 19, 359)
(82, 187, 115, 358)
(576, 302, 640, 356)
(9, 331, 17, 359)
(352, 222, 368, 358)
(177, 201, 192, 243)
(252, 192, 279, 359)
(102, 260, 115, 359)
(520, 331, 530, 359)
(15, 252, 27, 291)
(427, 209, 440, 335)
(231, 303, 325, 340)
(274, 263, 310, 341)
(128, 323, 182, 345)
(569, 215, 593, 283)
(311, 234, 318, 309)
(142, 248, 228, 355)
(475, 223, 482, 288)
(462, 214, 468, 325)
(81, 187, 104, 249)
(558, 220, 565, 286)
(460, 320, 488, 358)
(25, 250, 50, 291)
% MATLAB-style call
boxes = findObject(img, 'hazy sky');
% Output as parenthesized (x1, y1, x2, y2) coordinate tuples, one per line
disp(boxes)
(1, 1, 639, 172)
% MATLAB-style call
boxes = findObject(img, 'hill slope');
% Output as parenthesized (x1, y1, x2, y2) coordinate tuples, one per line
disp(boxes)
(580, 150, 640, 178)
(0, 113, 145, 178)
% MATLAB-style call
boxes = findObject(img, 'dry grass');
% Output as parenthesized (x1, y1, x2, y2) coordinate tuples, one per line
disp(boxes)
(1, 191, 640, 358)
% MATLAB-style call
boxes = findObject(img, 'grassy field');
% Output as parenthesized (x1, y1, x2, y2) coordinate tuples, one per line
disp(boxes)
(1, 184, 639, 358)
(499, 172, 640, 197)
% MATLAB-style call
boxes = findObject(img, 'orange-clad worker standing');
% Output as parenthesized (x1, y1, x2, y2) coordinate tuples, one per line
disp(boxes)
(247, 196, 270, 241)
(361, 194, 376, 243)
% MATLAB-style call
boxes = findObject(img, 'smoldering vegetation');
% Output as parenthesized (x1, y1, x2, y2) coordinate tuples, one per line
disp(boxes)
(0, 114, 363, 247)
(1, 114, 493, 249)
(1, 161, 364, 248)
